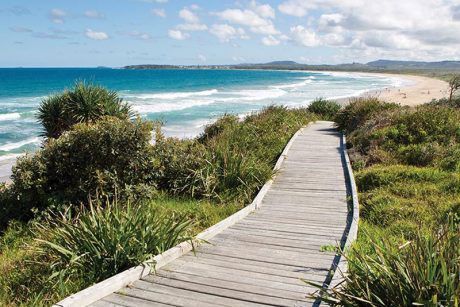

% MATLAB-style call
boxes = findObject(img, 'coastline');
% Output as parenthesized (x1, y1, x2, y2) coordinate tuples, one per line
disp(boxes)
(0, 72, 448, 183)
(331, 72, 449, 105)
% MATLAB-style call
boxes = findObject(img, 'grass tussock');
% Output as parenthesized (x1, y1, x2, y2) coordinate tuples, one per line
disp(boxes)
(310, 215, 459, 306)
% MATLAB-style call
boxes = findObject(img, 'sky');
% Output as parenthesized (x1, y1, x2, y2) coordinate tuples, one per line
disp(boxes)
(1, 0, 460, 67)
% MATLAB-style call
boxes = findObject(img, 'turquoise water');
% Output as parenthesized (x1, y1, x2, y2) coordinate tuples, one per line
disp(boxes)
(0, 68, 402, 159)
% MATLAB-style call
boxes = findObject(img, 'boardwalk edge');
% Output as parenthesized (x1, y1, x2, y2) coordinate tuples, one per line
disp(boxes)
(327, 133, 360, 290)
(52, 123, 311, 307)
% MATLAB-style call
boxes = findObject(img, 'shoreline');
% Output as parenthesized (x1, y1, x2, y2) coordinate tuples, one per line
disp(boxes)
(328, 72, 449, 106)
(0, 72, 448, 183)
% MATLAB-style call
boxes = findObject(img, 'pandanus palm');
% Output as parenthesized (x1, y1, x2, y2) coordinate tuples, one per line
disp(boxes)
(37, 82, 134, 138)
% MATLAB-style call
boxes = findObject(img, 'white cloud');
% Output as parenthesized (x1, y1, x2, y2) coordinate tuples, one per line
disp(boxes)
(85, 29, 109, 40)
(276, 0, 460, 61)
(250, 1, 275, 19)
(215, 8, 279, 35)
(49, 8, 66, 24)
(198, 54, 206, 62)
(179, 8, 199, 24)
(278, 1, 312, 17)
(209, 24, 248, 42)
(261, 35, 280, 46)
(290, 25, 319, 47)
(173, 7, 207, 33)
(152, 8, 166, 18)
(84, 10, 105, 19)
(168, 29, 189, 40)
(177, 23, 208, 31)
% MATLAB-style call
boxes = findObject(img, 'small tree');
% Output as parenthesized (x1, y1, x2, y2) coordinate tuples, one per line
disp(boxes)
(37, 82, 134, 138)
(448, 75, 460, 102)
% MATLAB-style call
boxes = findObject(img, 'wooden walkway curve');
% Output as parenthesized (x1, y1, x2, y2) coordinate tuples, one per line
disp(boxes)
(70, 121, 353, 307)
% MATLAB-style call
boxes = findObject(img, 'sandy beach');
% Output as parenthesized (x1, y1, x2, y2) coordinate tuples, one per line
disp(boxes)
(358, 73, 449, 106)
(0, 72, 449, 183)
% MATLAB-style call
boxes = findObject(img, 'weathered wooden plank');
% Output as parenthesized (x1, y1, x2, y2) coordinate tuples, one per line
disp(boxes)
(194, 246, 336, 268)
(232, 220, 347, 235)
(158, 261, 312, 293)
(132, 280, 267, 307)
(141, 274, 313, 306)
(99, 293, 174, 307)
(116, 286, 228, 307)
(178, 253, 329, 281)
(211, 232, 336, 250)
(244, 214, 348, 226)
(216, 228, 344, 245)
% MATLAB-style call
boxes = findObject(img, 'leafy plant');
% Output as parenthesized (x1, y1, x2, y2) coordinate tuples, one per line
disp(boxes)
(308, 98, 342, 120)
(1, 117, 156, 227)
(34, 200, 192, 284)
(38, 82, 134, 138)
(335, 97, 399, 133)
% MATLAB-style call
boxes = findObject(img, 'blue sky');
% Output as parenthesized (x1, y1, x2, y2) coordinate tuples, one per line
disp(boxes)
(1, 0, 460, 67)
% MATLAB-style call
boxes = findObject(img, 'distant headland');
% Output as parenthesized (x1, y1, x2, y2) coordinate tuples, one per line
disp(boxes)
(123, 59, 460, 74)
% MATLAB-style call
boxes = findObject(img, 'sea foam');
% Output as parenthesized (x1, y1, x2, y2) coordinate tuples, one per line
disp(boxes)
(0, 113, 21, 121)
(128, 89, 218, 100)
(0, 137, 41, 152)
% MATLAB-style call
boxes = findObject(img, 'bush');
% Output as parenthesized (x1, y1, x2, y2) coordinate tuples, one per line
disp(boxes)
(151, 106, 317, 204)
(307, 215, 460, 306)
(1, 117, 156, 226)
(429, 96, 460, 108)
(307, 98, 342, 120)
(344, 102, 460, 168)
(38, 82, 133, 138)
(335, 97, 400, 133)
(34, 200, 192, 285)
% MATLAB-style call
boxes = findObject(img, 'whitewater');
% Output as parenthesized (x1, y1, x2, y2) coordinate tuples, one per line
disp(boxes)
(0, 68, 406, 160)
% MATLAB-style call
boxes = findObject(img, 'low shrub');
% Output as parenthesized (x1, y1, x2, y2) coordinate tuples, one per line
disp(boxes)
(152, 106, 317, 205)
(355, 165, 447, 192)
(429, 96, 460, 108)
(335, 97, 400, 133)
(1, 117, 156, 227)
(344, 102, 460, 168)
(307, 98, 342, 120)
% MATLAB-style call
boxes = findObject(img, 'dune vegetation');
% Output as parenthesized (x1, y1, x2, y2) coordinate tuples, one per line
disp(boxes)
(0, 82, 317, 306)
(309, 95, 460, 306)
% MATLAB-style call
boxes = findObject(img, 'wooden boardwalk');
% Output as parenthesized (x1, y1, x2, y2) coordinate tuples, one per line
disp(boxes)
(90, 121, 351, 307)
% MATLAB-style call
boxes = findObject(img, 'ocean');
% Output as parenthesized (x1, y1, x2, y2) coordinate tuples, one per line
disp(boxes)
(0, 68, 403, 162)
